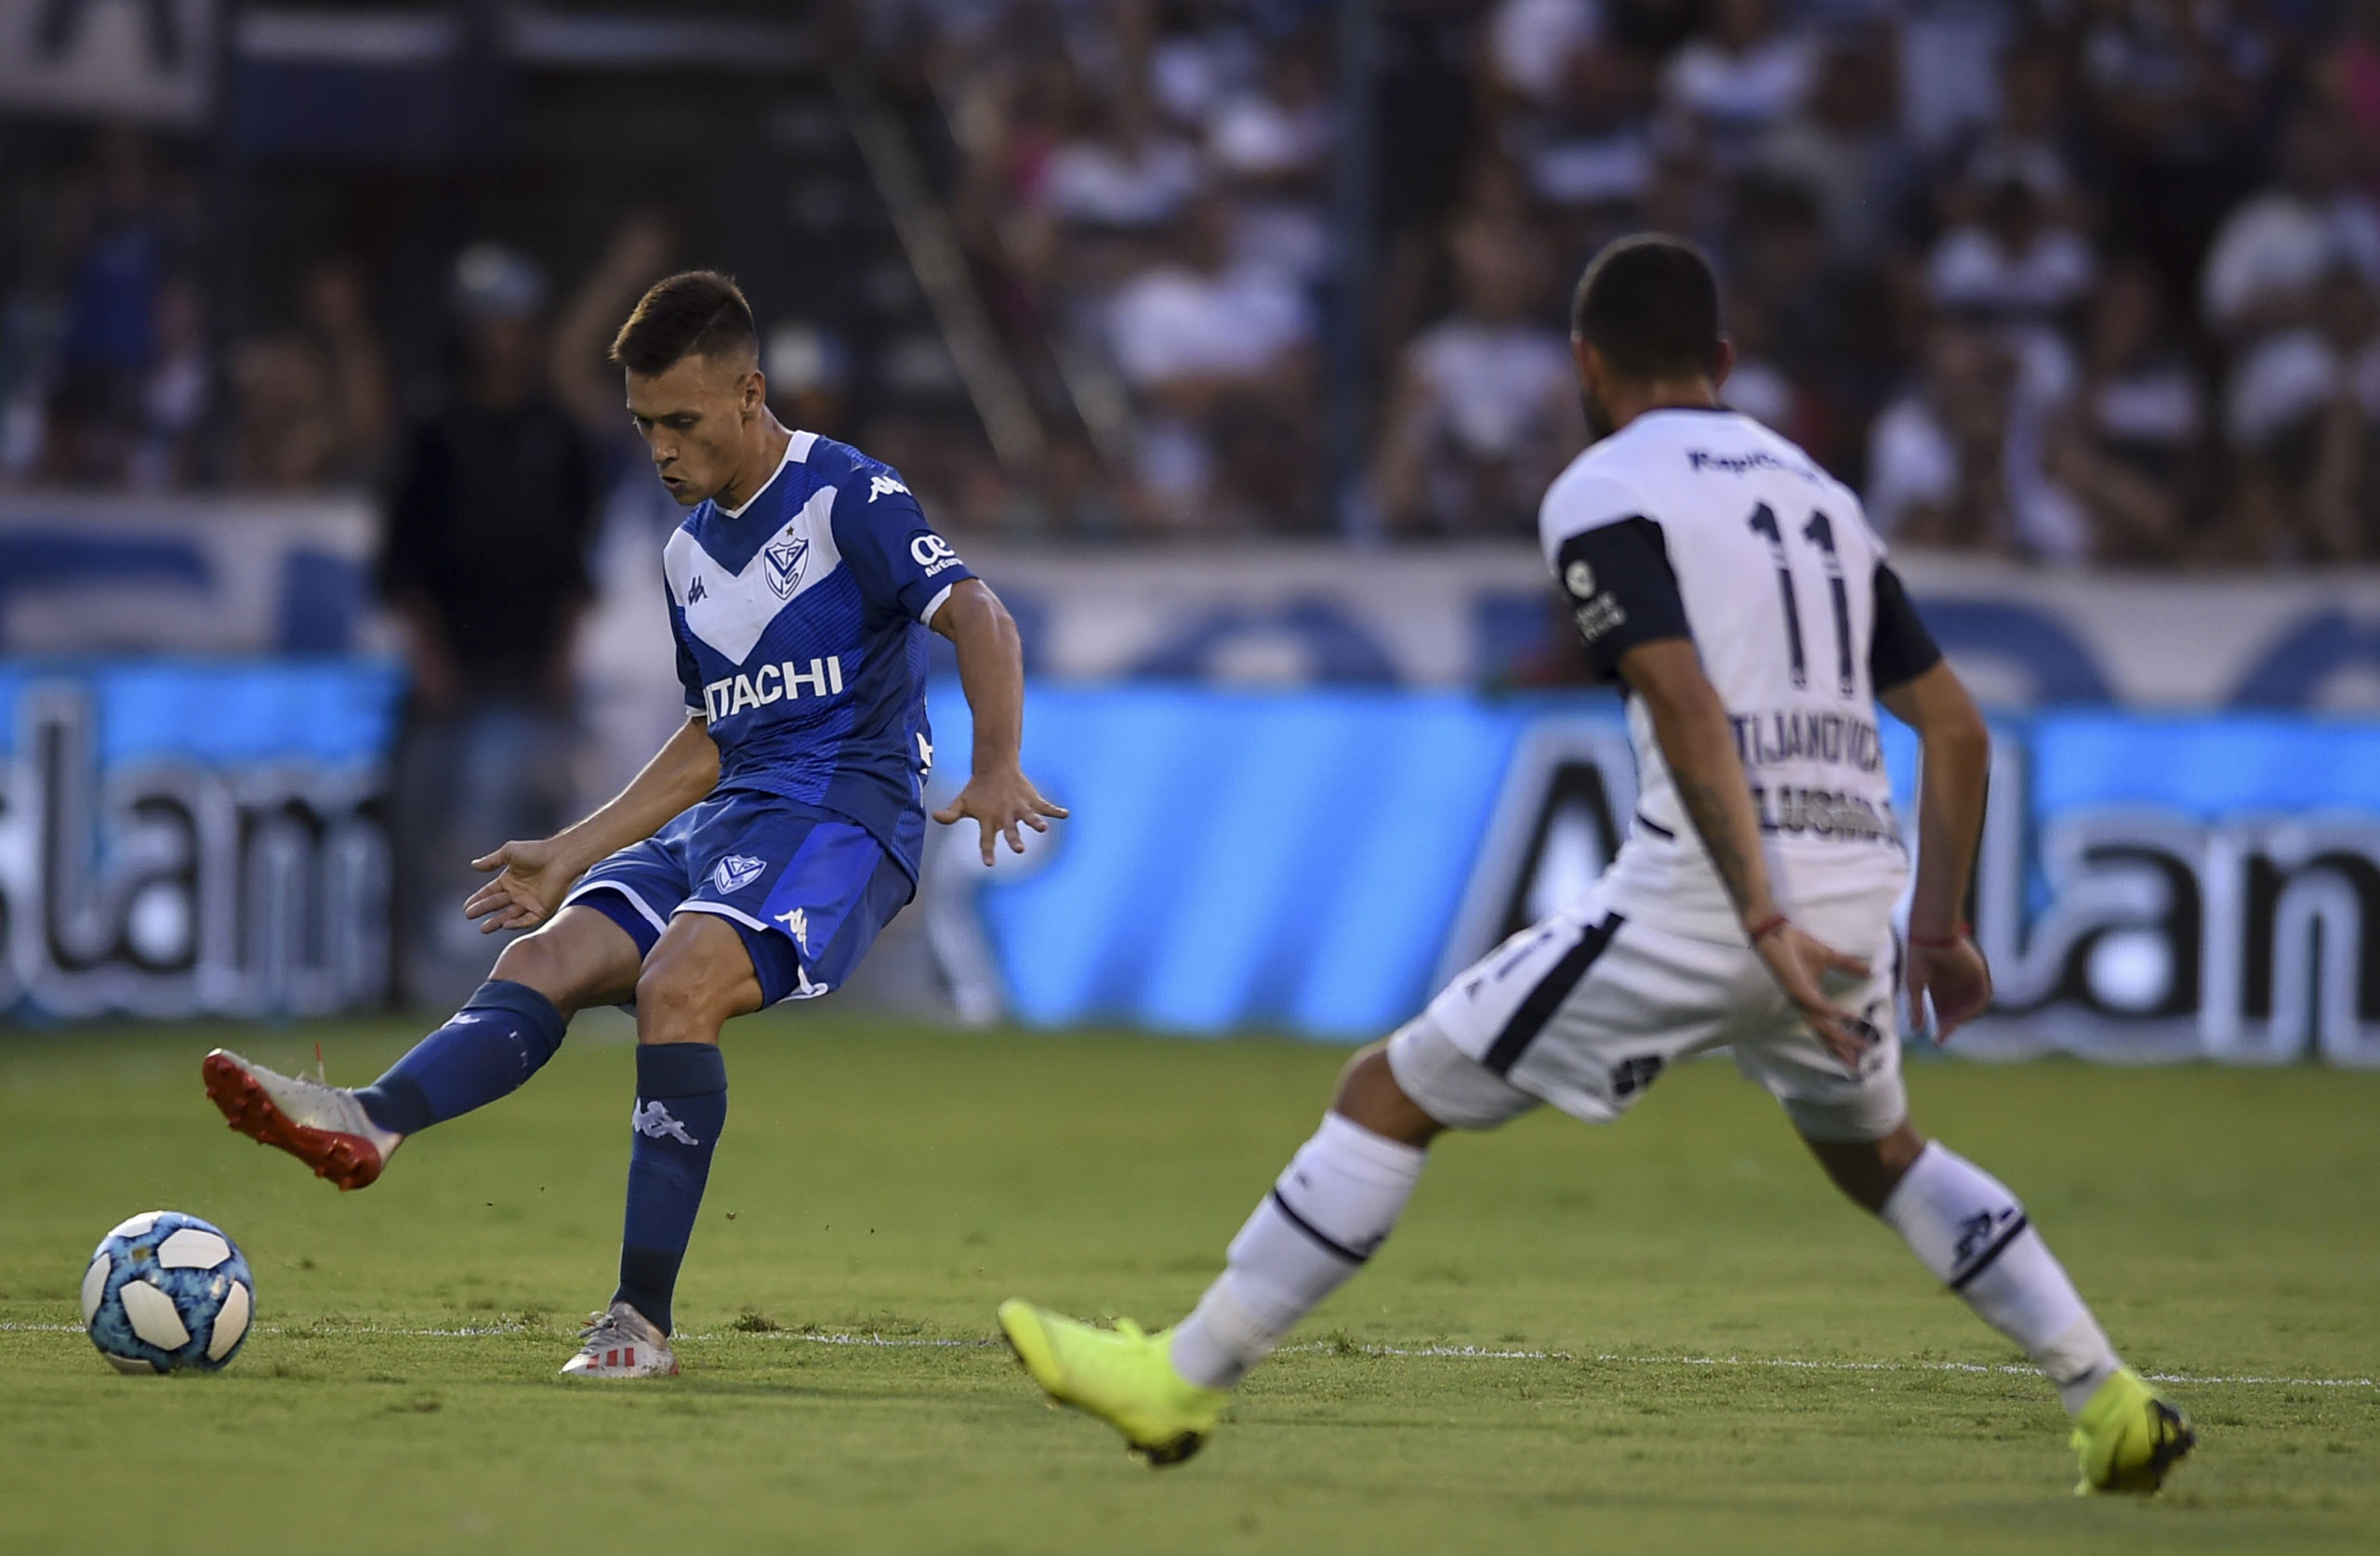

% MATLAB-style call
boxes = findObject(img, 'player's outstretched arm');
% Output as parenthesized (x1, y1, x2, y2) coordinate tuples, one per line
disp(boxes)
(464, 715, 721, 933)
(1879, 660, 1994, 1041)
(1619, 639, 1873, 1068)
(928, 578, 1068, 866)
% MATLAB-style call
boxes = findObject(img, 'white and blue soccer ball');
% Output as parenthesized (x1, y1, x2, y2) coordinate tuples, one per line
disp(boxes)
(82, 1211, 255, 1374)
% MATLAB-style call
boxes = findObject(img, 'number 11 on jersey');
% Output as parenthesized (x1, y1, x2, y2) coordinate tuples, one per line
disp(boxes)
(1747, 503, 1855, 697)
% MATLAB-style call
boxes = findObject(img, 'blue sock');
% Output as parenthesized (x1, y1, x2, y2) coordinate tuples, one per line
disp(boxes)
(354, 980, 568, 1136)
(615, 1043, 728, 1335)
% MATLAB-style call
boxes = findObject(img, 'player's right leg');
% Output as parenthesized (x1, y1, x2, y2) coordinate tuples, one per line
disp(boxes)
(998, 1040, 1455, 1465)
(997, 906, 1648, 1464)
(202, 905, 642, 1190)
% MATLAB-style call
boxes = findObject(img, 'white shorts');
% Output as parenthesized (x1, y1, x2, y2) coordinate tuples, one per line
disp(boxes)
(1387, 885, 1907, 1142)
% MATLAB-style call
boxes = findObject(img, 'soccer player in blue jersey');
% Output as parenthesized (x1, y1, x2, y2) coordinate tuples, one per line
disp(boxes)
(204, 270, 1064, 1377)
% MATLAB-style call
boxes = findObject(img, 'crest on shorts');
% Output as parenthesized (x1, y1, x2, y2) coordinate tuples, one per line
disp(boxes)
(763, 533, 809, 600)
(712, 854, 767, 893)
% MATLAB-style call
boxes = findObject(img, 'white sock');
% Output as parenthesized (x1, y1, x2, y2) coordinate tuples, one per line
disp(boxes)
(1880, 1142, 2122, 1415)
(1169, 1113, 1426, 1391)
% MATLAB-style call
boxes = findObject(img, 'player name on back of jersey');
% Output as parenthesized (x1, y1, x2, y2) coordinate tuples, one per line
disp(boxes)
(1731, 709, 1884, 775)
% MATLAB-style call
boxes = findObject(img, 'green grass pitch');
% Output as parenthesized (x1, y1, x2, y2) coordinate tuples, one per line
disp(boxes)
(3, 1014, 2374, 1555)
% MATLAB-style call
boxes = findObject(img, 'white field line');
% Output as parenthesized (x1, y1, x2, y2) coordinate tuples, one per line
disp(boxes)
(5, 1320, 2370, 1390)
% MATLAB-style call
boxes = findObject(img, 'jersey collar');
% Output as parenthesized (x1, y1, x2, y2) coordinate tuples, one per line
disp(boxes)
(719, 431, 808, 520)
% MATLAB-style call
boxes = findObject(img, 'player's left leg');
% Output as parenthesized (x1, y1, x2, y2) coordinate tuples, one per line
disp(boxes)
(1739, 983, 2194, 1494)
(563, 913, 761, 1378)
(1800, 1122, 2195, 1493)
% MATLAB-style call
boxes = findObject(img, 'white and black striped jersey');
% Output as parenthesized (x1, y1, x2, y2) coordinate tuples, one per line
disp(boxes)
(1538, 407, 1941, 943)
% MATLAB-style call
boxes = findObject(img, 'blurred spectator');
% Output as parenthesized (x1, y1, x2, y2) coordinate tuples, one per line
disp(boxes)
(380, 243, 599, 1007)
(1719, 284, 1798, 434)
(1659, 0, 1816, 170)
(1866, 320, 2087, 561)
(1926, 170, 2096, 330)
(1207, 32, 1334, 286)
(1938, 36, 2092, 237)
(37, 128, 194, 486)
(2043, 260, 2206, 561)
(126, 273, 211, 492)
(1756, 30, 1916, 273)
(2228, 267, 2380, 562)
(225, 258, 391, 491)
(1373, 214, 1583, 537)
(1042, 90, 1201, 247)
(2199, 107, 2380, 347)
(2079, 0, 2273, 290)
(1106, 193, 1316, 531)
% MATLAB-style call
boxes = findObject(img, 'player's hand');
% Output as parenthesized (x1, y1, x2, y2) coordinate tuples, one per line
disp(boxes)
(463, 838, 577, 934)
(932, 767, 1068, 867)
(1908, 933, 1992, 1045)
(1751, 921, 1874, 1074)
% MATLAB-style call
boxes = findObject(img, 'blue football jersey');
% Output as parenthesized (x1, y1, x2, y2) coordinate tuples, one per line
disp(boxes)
(662, 430, 973, 878)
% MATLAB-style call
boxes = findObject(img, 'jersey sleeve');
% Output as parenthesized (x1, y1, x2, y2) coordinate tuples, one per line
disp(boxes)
(829, 469, 976, 625)
(1553, 517, 1694, 680)
(1868, 561, 1943, 693)
(1540, 468, 1691, 680)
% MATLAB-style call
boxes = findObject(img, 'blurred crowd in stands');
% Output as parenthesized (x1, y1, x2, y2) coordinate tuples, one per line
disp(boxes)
(5, 0, 2380, 567)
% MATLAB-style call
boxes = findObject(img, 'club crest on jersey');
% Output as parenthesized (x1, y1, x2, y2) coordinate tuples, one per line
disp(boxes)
(712, 854, 767, 893)
(1563, 560, 1595, 599)
(763, 534, 809, 600)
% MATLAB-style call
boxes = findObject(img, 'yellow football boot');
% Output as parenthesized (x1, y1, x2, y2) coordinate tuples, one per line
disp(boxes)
(2071, 1367, 2196, 1494)
(997, 1299, 1227, 1467)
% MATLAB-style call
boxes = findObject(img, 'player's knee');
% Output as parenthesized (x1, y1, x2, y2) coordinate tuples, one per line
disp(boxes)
(493, 928, 593, 1009)
(1806, 1123, 1928, 1214)
(632, 957, 728, 1042)
(1330, 1045, 1442, 1147)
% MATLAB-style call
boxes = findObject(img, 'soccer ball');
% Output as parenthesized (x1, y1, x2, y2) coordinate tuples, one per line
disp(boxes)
(82, 1211, 256, 1374)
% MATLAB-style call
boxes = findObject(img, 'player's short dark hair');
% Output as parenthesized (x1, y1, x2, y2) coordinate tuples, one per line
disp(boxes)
(609, 270, 758, 376)
(1569, 234, 1723, 381)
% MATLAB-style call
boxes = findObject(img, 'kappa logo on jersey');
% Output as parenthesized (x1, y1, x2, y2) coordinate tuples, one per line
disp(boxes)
(774, 906, 813, 954)
(686, 575, 707, 604)
(633, 1101, 700, 1146)
(909, 534, 962, 576)
(867, 474, 911, 503)
(763, 533, 810, 600)
(712, 854, 768, 893)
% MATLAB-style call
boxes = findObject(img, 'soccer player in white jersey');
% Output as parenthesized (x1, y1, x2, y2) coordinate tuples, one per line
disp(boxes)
(998, 236, 2194, 1494)
(203, 271, 1064, 1377)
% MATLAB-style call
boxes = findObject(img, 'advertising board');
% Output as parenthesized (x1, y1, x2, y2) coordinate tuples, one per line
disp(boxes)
(927, 684, 2380, 1065)
(0, 660, 401, 1019)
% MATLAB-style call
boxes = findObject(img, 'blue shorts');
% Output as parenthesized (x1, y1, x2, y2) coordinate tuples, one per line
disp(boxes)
(562, 790, 914, 1006)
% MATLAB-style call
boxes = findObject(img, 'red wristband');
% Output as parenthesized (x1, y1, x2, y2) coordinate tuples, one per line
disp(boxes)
(1909, 921, 1971, 949)
(1747, 914, 1789, 944)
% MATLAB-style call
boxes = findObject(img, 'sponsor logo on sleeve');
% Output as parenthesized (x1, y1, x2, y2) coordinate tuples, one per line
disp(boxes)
(909, 534, 962, 576)
(868, 474, 912, 503)
(1573, 594, 1628, 642)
